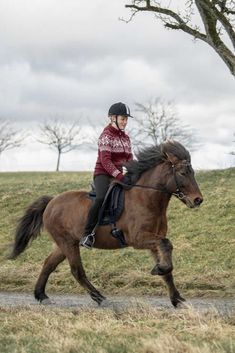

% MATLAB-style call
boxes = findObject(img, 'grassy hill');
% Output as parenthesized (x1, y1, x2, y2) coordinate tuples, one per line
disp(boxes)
(0, 169, 234, 298)
(0, 169, 235, 353)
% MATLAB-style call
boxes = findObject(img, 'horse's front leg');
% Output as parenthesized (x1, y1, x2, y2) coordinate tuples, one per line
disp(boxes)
(131, 231, 174, 275)
(130, 230, 163, 250)
(162, 272, 185, 307)
(150, 238, 173, 276)
(130, 231, 185, 307)
(151, 248, 185, 308)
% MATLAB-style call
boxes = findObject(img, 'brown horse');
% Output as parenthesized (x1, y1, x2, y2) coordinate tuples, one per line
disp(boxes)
(9, 140, 203, 307)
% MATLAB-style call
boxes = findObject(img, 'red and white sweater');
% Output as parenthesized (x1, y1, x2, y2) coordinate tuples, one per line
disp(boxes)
(94, 124, 133, 181)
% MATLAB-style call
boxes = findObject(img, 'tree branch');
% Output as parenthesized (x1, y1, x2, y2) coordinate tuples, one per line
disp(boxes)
(0, 121, 25, 155)
(125, 0, 235, 75)
(131, 98, 198, 151)
(204, 0, 235, 49)
(195, 0, 235, 74)
(125, 2, 207, 41)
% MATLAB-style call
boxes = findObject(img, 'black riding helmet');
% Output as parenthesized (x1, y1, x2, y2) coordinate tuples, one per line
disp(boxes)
(108, 102, 134, 118)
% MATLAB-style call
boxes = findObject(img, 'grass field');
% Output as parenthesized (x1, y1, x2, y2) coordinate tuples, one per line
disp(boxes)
(0, 304, 234, 353)
(0, 169, 235, 353)
(0, 169, 234, 298)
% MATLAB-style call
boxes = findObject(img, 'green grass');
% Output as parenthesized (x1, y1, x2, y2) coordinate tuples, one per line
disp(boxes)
(0, 169, 235, 298)
(0, 170, 235, 353)
(0, 304, 234, 353)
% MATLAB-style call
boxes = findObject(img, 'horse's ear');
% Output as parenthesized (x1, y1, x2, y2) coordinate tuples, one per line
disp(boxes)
(165, 152, 179, 165)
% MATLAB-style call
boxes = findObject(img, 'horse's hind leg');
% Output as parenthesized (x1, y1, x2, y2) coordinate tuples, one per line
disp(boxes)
(34, 247, 66, 303)
(59, 239, 106, 305)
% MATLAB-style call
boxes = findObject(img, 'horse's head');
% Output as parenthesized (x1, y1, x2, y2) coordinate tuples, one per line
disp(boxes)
(161, 140, 203, 208)
(125, 140, 203, 208)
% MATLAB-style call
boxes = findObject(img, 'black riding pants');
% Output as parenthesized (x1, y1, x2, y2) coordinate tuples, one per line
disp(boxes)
(84, 174, 111, 235)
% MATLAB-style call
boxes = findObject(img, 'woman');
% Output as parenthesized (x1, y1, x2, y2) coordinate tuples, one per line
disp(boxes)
(80, 102, 133, 249)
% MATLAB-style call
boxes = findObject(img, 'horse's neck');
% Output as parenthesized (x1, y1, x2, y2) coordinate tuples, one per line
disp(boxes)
(134, 167, 171, 211)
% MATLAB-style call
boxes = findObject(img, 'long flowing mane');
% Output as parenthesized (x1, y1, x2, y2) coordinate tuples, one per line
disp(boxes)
(125, 140, 190, 183)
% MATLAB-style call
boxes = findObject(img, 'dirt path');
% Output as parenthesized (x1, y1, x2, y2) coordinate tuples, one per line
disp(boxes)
(0, 292, 234, 315)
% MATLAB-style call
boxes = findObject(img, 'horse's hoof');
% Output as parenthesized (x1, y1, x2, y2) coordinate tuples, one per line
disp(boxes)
(99, 298, 111, 308)
(97, 295, 106, 306)
(171, 295, 186, 308)
(34, 290, 49, 303)
(40, 298, 53, 305)
(90, 292, 106, 306)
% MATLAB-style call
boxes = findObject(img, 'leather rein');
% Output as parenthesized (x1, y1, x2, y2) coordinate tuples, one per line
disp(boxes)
(119, 162, 191, 201)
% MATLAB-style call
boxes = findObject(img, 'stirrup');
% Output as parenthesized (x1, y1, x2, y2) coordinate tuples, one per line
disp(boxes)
(80, 233, 95, 249)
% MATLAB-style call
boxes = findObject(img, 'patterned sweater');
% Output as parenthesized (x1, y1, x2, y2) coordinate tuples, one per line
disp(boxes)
(94, 124, 133, 181)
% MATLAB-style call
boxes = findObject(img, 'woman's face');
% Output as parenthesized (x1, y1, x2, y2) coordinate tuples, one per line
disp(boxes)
(111, 115, 128, 130)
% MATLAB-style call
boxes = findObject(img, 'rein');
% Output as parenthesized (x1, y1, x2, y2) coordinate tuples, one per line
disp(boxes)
(91, 162, 189, 246)
(123, 183, 169, 193)
(119, 163, 190, 201)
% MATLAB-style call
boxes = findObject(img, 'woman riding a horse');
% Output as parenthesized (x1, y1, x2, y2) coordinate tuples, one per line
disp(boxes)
(80, 102, 134, 249)
(9, 113, 203, 307)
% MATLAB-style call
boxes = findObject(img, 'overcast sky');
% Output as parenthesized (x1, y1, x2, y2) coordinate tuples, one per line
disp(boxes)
(0, 0, 234, 171)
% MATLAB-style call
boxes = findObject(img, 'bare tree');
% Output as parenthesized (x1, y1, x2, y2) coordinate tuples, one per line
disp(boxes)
(130, 99, 198, 150)
(0, 120, 25, 157)
(125, 1, 235, 76)
(38, 119, 84, 171)
(86, 118, 103, 151)
(230, 133, 235, 155)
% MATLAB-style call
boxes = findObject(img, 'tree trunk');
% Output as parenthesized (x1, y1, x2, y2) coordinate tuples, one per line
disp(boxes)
(195, 0, 235, 76)
(56, 151, 61, 171)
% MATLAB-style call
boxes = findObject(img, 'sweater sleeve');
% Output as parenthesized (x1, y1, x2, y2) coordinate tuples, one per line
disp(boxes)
(127, 152, 133, 162)
(98, 134, 124, 179)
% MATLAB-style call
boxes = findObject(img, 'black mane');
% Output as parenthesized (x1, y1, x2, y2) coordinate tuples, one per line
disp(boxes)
(125, 140, 190, 183)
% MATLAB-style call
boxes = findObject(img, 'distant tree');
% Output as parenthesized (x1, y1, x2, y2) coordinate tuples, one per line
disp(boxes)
(125, 0, 235, 76)
(130, 99, 198, 150)
(38, 119, 84, 171)
(230, 133, 235, 155)
(86, 118, 103, 151)
(0, 120, 24, 157)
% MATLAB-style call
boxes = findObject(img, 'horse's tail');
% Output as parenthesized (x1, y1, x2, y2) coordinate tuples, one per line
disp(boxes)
(8, 195, 53, 259)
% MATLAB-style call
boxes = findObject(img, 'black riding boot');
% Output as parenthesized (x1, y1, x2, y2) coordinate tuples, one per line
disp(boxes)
(79, 199, 102, 249)
(80, 175, 111, 249)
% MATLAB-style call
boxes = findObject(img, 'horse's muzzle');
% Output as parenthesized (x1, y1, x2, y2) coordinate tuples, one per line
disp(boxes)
(186, 196, 203, 208)
(194, 197, 203, 206)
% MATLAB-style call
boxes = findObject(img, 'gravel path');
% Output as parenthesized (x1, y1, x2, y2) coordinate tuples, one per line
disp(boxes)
(0, 292, 234, 315)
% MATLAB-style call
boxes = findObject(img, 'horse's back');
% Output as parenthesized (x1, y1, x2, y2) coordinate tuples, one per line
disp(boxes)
(50, 189, 88, 203)
(43, 190, 91, 236)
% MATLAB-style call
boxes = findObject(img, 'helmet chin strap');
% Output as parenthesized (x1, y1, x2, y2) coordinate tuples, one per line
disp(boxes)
(115, 116, 120, 130)
(114, 116, 125, 131)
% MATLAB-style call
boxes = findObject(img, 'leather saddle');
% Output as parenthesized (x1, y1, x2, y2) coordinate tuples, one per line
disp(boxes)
(88, 182, 125, 226)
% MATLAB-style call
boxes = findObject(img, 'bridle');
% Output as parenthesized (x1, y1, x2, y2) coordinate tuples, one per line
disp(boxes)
(170, 163, 190, 200)
(120, 161, 192, 201)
